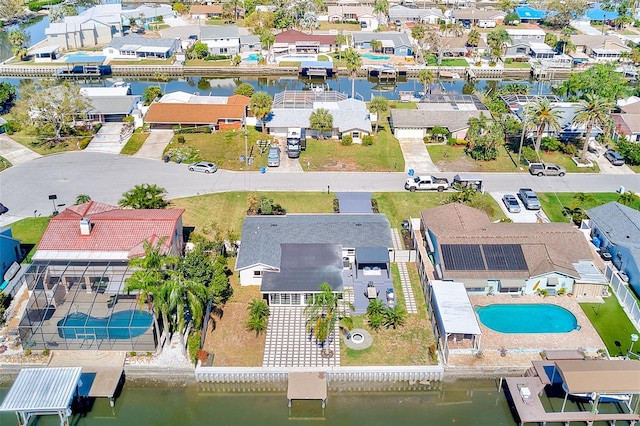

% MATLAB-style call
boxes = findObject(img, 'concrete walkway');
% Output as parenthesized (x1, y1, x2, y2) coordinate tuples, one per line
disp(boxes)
(391, 228, 418, 314)
(397, 138, 439, 173)
(133, 130, 173, 160)
(85, 123, 128, 154)
(0, 134, 41, 164)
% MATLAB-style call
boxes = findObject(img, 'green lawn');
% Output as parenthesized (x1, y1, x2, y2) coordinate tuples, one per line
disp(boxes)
(424, 55, 468, 67)
(427, 144, 601, 173)
(163, 129, 274, 171)
(504, 61, 531, 68)
(539, 192, 640, 223)
(580, 293, 640, 356)
(0, 156, 11, 172)
(120, 131, 149, 155)
(9, 132, 85, 155)
(10, 217, 51, 262)
(109, 58, 175, 66)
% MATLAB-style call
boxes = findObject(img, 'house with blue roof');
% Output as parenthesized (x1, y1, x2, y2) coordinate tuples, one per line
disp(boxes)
(586, 202, 640, 295)
(515, 6, 546, 23)
(103, 34, 180, 59)
(585, 3, 619, 22)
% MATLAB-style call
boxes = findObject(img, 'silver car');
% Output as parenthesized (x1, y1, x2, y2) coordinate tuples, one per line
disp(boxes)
(502, 194, 521, 213)
(188, 161, 217, 173)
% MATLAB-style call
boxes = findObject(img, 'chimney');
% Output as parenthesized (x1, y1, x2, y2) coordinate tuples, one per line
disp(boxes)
(79, 218, 92, 235)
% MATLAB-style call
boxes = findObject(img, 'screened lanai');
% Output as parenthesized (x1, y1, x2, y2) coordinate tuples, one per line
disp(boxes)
(429, 281, 482, 364)
(17, 261, 158, 352)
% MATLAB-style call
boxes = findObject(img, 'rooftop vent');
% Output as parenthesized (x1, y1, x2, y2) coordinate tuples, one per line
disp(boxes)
(80, 217, 92, 236)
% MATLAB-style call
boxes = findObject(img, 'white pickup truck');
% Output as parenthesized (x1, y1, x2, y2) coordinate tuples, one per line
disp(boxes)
(404, 175, 450, 192)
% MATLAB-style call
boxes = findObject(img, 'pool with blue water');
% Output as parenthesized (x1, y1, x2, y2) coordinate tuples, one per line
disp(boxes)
(475, 304, 578, 333)
(361, 53, 391, 60)
(57, 309, 153, 339)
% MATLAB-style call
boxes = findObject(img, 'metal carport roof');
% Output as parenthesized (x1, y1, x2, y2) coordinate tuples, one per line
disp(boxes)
(0, 367, 82, 413)
(356, 247, 389, 264)
(431, 281, 481, 335)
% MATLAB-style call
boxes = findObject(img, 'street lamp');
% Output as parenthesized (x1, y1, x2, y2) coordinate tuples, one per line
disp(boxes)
(628, 333, 639, 359)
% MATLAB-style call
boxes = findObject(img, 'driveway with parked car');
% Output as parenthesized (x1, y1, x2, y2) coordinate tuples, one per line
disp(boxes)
(491, 192, 550, 223)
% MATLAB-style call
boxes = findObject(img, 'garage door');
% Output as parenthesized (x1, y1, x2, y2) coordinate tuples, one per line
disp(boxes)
(395, 128, 424, 139)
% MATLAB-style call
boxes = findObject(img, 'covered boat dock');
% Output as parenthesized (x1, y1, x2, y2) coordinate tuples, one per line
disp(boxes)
(287, 372, 327, 408)
(0, 367, 82, 426)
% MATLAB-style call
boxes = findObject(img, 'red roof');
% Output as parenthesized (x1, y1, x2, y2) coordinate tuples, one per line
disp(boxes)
(36, 201, 184, 258)
(275, 29, 337, 45)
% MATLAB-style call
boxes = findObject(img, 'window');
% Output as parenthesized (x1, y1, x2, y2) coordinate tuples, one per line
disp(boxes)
(466, 287, 485, 293)
(292, 294, 301, 305)
(281, 293, 290, 304)
(220, 48, 228, 54)
(304, 293, 314, 304)
(253, 270, 262, 277)
(269, 293, 280, 304)
(499, 286, 520, 293)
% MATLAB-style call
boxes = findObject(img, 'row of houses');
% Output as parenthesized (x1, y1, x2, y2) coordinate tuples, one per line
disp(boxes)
(7, 197, 639, 351)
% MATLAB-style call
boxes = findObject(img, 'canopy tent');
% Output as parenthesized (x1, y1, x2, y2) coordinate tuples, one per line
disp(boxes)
(0, 367, 82, 426)
(430, 281, 482, 363)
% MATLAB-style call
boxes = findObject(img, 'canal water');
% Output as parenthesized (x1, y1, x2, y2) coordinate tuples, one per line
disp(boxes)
(0, 380, 518, 425)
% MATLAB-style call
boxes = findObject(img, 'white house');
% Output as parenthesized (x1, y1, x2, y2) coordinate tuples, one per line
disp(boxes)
(199, 26, 241, 55)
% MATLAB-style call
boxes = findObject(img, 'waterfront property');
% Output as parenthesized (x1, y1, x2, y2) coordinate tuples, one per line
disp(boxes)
(45, 4, 124, 50)
(570, 34, 632, 63)
(451, 8, 506, 26)
(388, 5, 446, 24)
(200, 26, 241, 56)
(585, 202, 640, 295)
(85, 94, 141, 123)
(103, 34, 180, 60)
(417, 203, 607, 296)
(390, 94, 488, 140)
(266, 91, 371, 142)
(352, 32, 412, 57)
(16, 201, 184, 351)
(189, 4, 223, 20)
(476, 304, 578, 333)
(505, 359, 640, 425)
(274, 30, 337, 55)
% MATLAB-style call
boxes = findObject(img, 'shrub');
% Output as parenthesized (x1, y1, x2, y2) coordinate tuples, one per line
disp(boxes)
(42, 348, 50, 356)
(129, 351, 136, 357)
(123, 115, 135, 123)
(333, 198, 340, 213)
(362, 135, 374, 146)
(177, 135, 185, 144)
(540, 136, 561, 151)
(447, 137, 457, 146)
(560, 142, 578, 156)
(2, 119, 20, 134)
(24, 349, 31, 356)
(467, 196, 496, 217)
(489, 61, 496, 67)
(520, 146, 538, 163)
(341, 134, 352, 146)
(504, 58, 513, 64)
(187, 331, 201, 364)
(205, 54, 230, 61)
(173, 126, 211, 134)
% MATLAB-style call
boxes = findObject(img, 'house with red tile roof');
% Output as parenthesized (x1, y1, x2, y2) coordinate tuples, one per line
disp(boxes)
(274, 29, 338, 54)
(33, 201, 184, 262)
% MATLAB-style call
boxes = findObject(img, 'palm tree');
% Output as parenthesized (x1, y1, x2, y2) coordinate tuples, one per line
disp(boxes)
(383, 306, 407, 329)
(466, 29, 481, 47)
(572, 94, 613, 162)
(373, 0, 389, 24)
(467, 112, 490, 139)
(523, 98, 562, 156)
(369, 96, 389, 132)
(344, 48, 362, 99)
(618, 190, 640, 206)
(250, 91, 273, 134)
(75, 194, 91, 205)
(163, 272, 210, 350)
(305, 282, 342, 357)
(418, 69, 435, 96)
(411, 25, 426, 64)
(246, 299, 270, 336)
(370, 39, 381, 53)
(366, 299, 385, 331)
(334, 32, 347, 61)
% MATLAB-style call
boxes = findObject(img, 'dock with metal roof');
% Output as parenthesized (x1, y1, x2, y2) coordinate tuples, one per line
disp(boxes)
(287, 372, 327, 408)
(0, 367, 82, 426)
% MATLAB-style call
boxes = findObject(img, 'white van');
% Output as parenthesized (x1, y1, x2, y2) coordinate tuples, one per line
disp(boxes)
(477, 20, 496, 28)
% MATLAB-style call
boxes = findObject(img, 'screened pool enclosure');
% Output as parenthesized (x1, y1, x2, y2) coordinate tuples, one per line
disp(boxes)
(18, 261, 159, 351)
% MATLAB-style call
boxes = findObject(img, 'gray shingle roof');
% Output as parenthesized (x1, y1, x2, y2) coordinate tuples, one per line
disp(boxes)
(388, 5, 444, 20)
(236, 214, 393, 269)
(352, 32, 411, 48)
(109, 34, 177, 49)
(267, 98, 372, 133)
(200, 25, 240, 40)
(261, 243, 344, 292)
(390, 109, 482, 132)
(586, 202, 640, 249)
(88, 95, 140, 115)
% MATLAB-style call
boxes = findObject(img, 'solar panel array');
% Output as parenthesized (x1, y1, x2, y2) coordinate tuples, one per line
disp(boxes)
(441, 244, 528, 271)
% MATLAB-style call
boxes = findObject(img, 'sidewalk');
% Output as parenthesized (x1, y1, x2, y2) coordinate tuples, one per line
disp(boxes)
(0, 134, 41, 165)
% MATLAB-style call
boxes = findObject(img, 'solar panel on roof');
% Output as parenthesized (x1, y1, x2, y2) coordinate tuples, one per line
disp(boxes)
(441, 244, 485, 270)
(483, 244, 528, 271)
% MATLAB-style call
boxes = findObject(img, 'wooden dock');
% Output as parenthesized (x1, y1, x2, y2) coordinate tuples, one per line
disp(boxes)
(287, 372, 327, 408)
(504, 376, 640, 425)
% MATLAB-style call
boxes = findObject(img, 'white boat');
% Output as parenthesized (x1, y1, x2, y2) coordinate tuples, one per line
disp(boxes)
(562, 383, 631, 403)
(439, 71, 460, 79)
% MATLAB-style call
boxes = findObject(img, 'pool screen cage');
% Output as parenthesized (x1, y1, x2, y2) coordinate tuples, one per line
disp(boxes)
(17, 261, 159, 352)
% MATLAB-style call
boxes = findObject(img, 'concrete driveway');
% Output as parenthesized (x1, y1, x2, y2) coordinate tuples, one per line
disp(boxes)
(397, 138, 439, 173)
(134, 130, 173, 160)
(85, 123, 127, 154)
(586, 149, 636, 175)
(0, 134, 41, 164)
(490, 191, 551, 223)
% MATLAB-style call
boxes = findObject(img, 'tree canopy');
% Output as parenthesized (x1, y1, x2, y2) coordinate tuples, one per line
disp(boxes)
(118, 183, 169, 209)
(234, 83, 255, 97)
(250, 91, 273, 134)
(309, 108, 333, 139)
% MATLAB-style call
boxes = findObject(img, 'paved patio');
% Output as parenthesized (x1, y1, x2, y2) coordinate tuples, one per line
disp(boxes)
(447, 294, 606, 368)
(263, 307, 340, 367)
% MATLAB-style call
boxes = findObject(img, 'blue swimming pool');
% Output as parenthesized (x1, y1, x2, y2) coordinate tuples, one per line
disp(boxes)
(475, 304, 578, 333)
(361, 53, 391, 60)
(243, 53, 260, 63)
(57, 310, 153, 339)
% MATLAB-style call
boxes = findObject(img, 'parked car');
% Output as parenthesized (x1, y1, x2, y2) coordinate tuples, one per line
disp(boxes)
(502, 194, 521, 213)
(267, 146, 281, 167)
(517, 188, 541, 210)
(528, 162, 566, 177)
(604, 150, 625, 166)
(0, 203, 7, 215)
(188, 161, 217, 173)
(404, 175, 449, 192)
(386, 288, 396, 309)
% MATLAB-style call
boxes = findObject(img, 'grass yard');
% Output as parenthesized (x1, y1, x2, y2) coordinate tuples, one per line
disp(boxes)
(538, 192, 640, 223)
(424, 55, 468, 67)
(163, 129, 274, 171)
(580, 292, 639, 356)
(184, 59, 233, 67)
(301, 123, 404, 172)
(0, 156, 11, 172)
(10, 217, 51, 262)
(427, 144, 600, 173)
(120, 131, 149, 155)
(342, 263, 435, 365)
(171, 192, 335, 238)
(10, 132, 85, 155)
(504, 61, 531, 68)
(109, 58, 175, 66)
(318, 22, 361, 31)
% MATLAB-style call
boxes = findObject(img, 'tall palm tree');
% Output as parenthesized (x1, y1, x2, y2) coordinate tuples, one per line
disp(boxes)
(305, 282, 342, 357)
(373, 0, 389, 24)
(467, 112, 490, 139)
(163, 272, 210, 350)
(75, 194, 91, 205)
(523, 98, 562, 156)
(418, 69, 434, 96)
(572, 94, 613, 162)
(466, 29, 481, 47)
(369, 96, 389, 132)
(250, 91, 273, 134)
(344, 48, 362, 99)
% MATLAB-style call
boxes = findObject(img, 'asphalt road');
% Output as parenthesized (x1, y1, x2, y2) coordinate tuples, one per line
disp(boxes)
(1, 152, 639, 225)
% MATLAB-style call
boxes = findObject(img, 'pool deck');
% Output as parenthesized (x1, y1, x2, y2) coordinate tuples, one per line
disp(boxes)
(447, 294, 605, 368)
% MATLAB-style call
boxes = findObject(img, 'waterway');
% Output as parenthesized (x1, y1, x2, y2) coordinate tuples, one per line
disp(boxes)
(0, 380, 518, 425)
